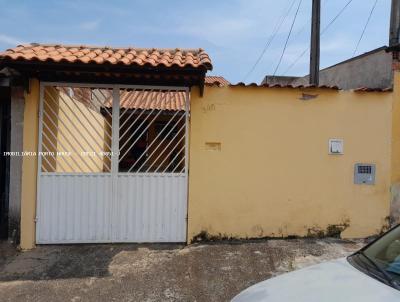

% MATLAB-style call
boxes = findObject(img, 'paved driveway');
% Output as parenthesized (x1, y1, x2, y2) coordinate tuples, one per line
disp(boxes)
(0, 239, 364, 302)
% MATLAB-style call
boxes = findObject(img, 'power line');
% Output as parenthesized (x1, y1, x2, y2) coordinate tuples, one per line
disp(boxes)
(292, 20, 310, 40)
(273, 0, 303, 76)
(321, 0, 353, 35)
(282, 48, 308, 76)
(353, 0, 378, 56)
(242, 0, 297, 81)
(272, 0, 329, 73)
(282, 0, 354, 75)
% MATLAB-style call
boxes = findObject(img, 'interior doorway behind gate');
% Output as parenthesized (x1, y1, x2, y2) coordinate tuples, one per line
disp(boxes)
(36, 83, 189, 244)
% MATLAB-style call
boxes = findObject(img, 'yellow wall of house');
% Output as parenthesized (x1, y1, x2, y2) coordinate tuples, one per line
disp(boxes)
(188, 86, 393, 241)
(390, 71, 400, 224)
(41, 87, 59, 171)
(18, 80, 396, 249)
(41, 87, 109, 173)
(20, 79, 40, 250)
(55, 89, 108, 172)
(392, 71, 400, 183)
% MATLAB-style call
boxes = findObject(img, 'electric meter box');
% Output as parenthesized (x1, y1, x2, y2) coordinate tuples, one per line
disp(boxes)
(354, 163, 375, 185)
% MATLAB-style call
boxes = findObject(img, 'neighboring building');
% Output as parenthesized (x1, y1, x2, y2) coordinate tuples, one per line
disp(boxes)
(263, 46, 393, 90)
(262, 76, 300, 86)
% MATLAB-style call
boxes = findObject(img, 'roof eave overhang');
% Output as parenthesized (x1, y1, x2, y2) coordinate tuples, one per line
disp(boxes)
(0, 59, 208, 91)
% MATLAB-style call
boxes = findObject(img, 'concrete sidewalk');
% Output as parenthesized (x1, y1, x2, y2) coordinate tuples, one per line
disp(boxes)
(0, 239, 364, 302)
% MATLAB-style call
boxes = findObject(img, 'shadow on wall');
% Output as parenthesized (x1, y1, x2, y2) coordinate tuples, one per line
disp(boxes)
(0, 242, 182, 282)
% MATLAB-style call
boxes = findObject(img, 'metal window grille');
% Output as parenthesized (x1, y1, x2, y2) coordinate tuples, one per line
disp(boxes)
(40, 86, 113, 173)
(39, 85, 189, 175)
(357, 165, 372, 174)
(117, 89, 187, 174)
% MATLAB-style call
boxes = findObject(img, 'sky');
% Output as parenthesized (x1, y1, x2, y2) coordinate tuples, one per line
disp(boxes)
(0, 0, 392, 83)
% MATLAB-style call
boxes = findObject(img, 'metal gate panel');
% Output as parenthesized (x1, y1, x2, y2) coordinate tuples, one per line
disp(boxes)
(114, 174, 187, 242)
(36, 83, 189, 244)
(112, 88, 189, 242)
(37, 174, 112, 243)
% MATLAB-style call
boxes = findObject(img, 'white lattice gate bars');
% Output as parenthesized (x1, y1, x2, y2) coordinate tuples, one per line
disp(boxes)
(36, 83, 189, 243)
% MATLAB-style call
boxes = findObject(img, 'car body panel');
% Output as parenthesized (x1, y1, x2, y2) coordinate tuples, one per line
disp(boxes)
(231, 258, 400, 302)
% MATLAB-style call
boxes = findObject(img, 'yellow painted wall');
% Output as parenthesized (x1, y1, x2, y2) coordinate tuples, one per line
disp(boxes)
(56, 90, 109, 172)
(391, 71, 400, 183)
(19, 80, 396, 249)
(42, 87, 110, 173)
(20, 79, 40, 249)
(41, 87, 59, 171)
(188, 86, 393, 240)
(390, 71, 400, 223)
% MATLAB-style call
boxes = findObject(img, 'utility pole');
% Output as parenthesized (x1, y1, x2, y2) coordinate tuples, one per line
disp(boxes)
(390, 0, 400, 46)
(310, 0, 321, 85)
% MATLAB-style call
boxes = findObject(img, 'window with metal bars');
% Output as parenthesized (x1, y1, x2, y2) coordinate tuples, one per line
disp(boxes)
(117, 89, 186, 174)
(40, 86, 113, 173)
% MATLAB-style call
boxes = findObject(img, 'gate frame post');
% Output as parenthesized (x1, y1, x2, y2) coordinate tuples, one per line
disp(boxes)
(34, 83, 44, 245)
(184, 88, 190, 242)
(20, 79, 40, 249)
(111, 88, 120, 175)
(111, 87, 120, 241)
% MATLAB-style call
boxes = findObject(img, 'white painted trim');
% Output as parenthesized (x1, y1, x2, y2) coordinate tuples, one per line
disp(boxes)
(41, 82, 189, 92)
(40, 172, 112, 176)
(111, 88, 120, 175)
(184, 89, 190, 240)
(117, 173, 186, 177)
(111, 88, 120, 240)
(39, 172, 184, 177)
(184, 89, 190, 177)
(35, 83, 45, 232)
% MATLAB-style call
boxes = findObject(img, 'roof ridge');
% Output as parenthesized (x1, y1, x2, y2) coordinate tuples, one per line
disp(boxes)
(24, 43, 204, 54)
(229, 82, 339, 90)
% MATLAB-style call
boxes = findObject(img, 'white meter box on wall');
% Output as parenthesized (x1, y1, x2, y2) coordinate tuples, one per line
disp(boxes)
(354, 163, 375, 185)
(329, 139, 343, 155)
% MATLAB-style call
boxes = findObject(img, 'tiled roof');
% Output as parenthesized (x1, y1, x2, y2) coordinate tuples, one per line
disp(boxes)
(118, 90, 186, 111)
(353, 87, 392, 92)
(57, 87, 186, 111)
(119, 77, 230, 110)
(0, 43, 212, 70)
(217, 82, 392, 92)
(205, 76, 230, 86)
(229, 82, 339, 90)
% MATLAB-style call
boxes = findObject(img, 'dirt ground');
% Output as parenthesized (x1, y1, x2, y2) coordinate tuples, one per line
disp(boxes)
(0, 238, 365, 302)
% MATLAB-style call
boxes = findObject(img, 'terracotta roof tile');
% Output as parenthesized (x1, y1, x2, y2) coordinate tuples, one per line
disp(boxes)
(204, 76, 230, 87)
(119, 90, 186, 111)
(229, 82, 339, 90)
(0, 43, 213, 70)
(59, 87, 186, 112)
(353, 87, 393, 92)
(229, 83, 393, 92)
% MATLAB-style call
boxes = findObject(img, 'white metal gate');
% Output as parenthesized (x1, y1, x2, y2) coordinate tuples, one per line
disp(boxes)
(36, 83, 189, 243)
